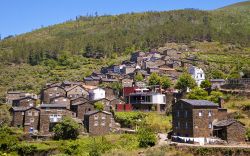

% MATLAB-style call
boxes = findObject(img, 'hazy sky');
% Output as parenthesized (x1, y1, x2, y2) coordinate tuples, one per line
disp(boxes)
(0, 0, 247, 38)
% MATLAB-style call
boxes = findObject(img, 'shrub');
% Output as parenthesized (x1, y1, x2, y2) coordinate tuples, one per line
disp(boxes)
(53, 117, 80, 140)
(94, 101, 104, 111)
(138, 127, 157, 148)
(187, 87, 208, 100)
(0, 126, 18, 151)
(175, 73, 196, 92)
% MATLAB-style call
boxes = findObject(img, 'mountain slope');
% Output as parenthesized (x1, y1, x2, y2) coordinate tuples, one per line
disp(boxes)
(0, 2, 249, 65)
(218, 1, 250, 10)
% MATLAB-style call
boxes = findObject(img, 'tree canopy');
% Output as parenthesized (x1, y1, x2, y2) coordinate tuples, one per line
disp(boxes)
(175, 73, 196, 91)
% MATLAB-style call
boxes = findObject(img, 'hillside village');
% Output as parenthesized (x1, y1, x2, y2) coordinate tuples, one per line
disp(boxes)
(5, 48, 250, 146)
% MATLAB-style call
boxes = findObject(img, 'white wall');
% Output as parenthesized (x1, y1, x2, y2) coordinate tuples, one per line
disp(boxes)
(152, 94, 166, 104)
(189, 66, 205, 86)
(89, 88, 105, 100)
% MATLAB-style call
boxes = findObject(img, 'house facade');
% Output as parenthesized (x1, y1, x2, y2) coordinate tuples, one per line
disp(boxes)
(12, 97, 36, 107)
(84, 111, 112, 135)
(66, 85, 89, 99)
(41, 86, 66, 104)
(172, 99, 245, 145)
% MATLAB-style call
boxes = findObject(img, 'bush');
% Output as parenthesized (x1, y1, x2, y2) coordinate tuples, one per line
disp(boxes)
(0, 126, 18, 151)
(53, 117, 80, 140)
(94, 101, 104, 111)
(187, 87, 208, 100)
(17, 144, 37, 155)
(247, 129, 250, 141)
(138, 127, 157, 148)
(175, 73, 196, 92)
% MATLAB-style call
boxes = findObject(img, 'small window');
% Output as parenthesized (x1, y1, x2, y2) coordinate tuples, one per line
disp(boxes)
(49, 93, 53, 96)
(55, 99, 58, 102)
(21, 112, 24, 115)
(177, 111, 180, 117)
(45, 108, 50, 112)
(185, 122, 188, 129)
(29, 103, 34, 107)
(34, 112, 38, 116)
(28, 111, 32, 116)
(101, 115, 106, 120)
(30, 118, 34, 123)
(63, 99, 66, 101)
(101, 121, 105, 126)
(94, 115, 99, 120)
(177, 122, 180, 129)
(208, 111, 212, 117)
(56, 93, 60, 96)
(209, 123, 212, 129)
(185, 111, 188, 117)
(94, 121, 98, 126)
(198, 111, 203, 117)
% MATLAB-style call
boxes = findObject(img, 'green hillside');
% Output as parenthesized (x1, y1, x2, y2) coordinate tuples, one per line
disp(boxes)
(0, 2, 249, 65)
(218, 1, 250, 10)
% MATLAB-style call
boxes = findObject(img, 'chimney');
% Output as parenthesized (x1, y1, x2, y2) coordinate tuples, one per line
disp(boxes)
(218, 97, 225, 108)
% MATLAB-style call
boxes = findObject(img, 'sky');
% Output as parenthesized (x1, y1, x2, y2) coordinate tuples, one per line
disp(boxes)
(0, 0, 247, 38)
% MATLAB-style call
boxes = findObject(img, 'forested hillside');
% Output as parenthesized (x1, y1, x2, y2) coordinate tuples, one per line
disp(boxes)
(0, 2, 249, 65)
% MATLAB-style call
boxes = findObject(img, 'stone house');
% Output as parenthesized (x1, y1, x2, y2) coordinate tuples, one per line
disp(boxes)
(122, 78, 133, 87)
(70, 97, 89, 105)
(210, 79, 226, 90)
(213, 119, 246, 143)
(171, 99, 245, 145)
(101, 78, 119, 84)
(91, 98, 111, 111)
(121, 66, 136, 75)
(50, 96, 71, 108)
(6, 91, 37, 105)
(70, 101, 94, 120)
(12, 97, 36, 107)
(23, 107, 40, 133)
(84, 77, 100, 86)
(66, 85, 89, 99)
(147, 67, 159, 74)
(104, 87, 116, 101)
(41, 86, 66, 104)
(10, 107, 40, 133)
(84, 110, 112, 135)
(11, 107, 29, 128)
(39, 104, 75, 134)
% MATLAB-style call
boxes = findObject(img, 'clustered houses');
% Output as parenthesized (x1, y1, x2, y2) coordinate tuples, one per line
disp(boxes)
(172, 99, 246, 145)
(9, 81, 121, 135)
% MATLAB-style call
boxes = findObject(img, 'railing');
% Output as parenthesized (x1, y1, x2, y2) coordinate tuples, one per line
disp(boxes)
(226, 78, 250, 85)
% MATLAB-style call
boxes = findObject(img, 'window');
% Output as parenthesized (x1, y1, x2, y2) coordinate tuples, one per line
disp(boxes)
(209, 122, 212, 129)
(208, 111, 212, 117)
(177, 111, 180, 117)
(21, 112, 24, 115)
(49, 93, 53, 97)
(56, 93, 60, 96)
(185, 111, 188, 117)
(45, 108, 50, 112)
(55, 99, 58, 102)
(94, 115, 99, 120)
(63, 99, 66, 101)
(30, 118, 34, 123)
(101, 115, 106, 120)
(198, 111, 203, 117)
(185, 122, 188, 129)
(101, 121, 106, 126)
(177, 122, 180, 129)
(29, 103, 34, 107)
(28, 111, 32, 116)
(94, 121, 98, 126)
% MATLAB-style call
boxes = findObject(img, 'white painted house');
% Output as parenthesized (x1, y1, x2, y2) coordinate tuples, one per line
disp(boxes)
(88, 88, 105, 101)
(188, 66, 205, 86)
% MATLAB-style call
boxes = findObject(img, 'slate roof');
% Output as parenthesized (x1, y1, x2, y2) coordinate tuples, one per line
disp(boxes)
(84, 110, 112, 116)
(40, 104, 68, 108)
(181, 99, 218, 107)
(213, 119, 244, 127)
(12, 107, 31, 111)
